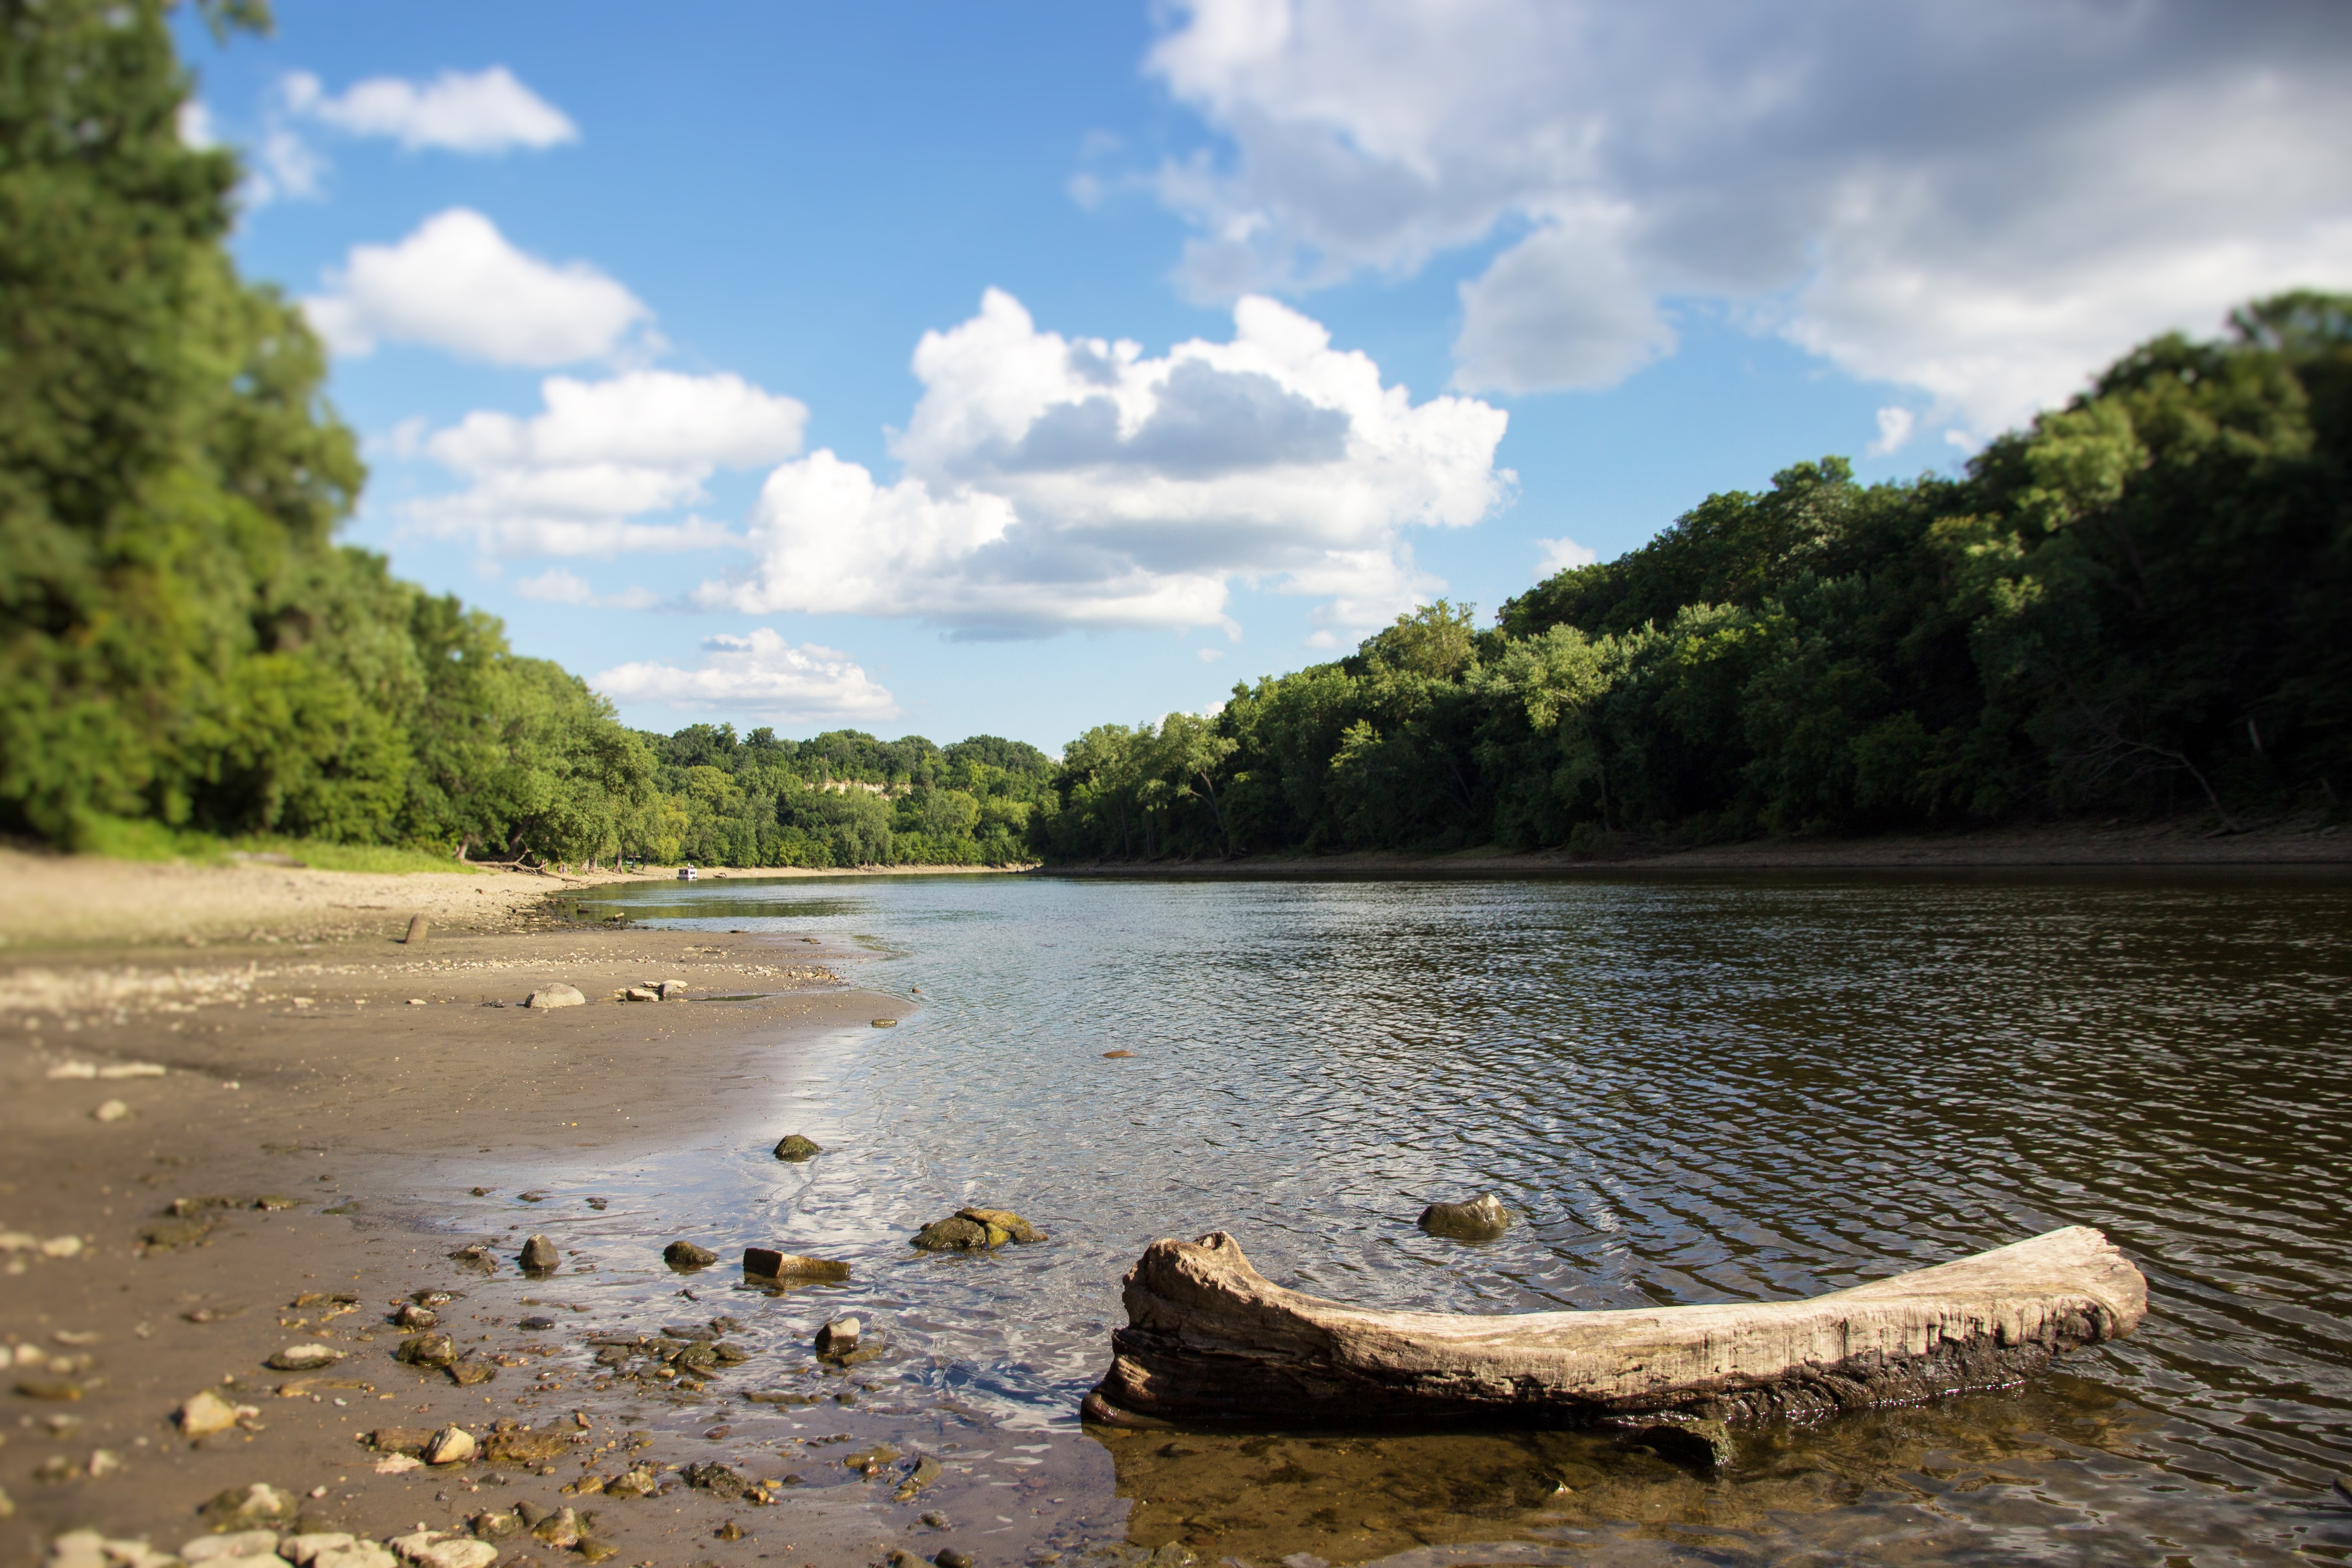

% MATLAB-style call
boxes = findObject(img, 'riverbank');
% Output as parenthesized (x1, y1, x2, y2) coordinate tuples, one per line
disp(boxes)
(0, 917, 921, 1567)
(1033, 813, 2352, 876)
(0, 847, 1028, 953)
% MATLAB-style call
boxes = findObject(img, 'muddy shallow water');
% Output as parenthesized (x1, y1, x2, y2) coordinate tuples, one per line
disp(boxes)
(423, 871, 2350, 1565)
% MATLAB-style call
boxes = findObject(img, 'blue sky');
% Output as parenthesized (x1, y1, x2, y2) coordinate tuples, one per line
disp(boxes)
(176, 1, 2352, 752)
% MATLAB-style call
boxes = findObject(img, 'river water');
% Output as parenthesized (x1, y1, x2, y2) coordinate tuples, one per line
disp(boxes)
(534, 870, 2351, 1566)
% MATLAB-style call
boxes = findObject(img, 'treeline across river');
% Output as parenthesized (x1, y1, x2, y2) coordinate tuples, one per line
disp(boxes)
(4, 7, 2344, 868)
(1036, 296, 2352, 861)
(0, 2, 1053, 871)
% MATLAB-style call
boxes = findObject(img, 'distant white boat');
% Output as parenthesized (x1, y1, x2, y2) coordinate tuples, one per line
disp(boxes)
(677, 866, 697, 881)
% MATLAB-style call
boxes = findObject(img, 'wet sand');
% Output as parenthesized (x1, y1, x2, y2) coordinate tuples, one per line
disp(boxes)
(0, 847, 1026, 952)
(0, 915, 920, 1566)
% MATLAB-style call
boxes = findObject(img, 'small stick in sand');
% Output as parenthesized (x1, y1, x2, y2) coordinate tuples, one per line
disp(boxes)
(402, 915, 430, 944)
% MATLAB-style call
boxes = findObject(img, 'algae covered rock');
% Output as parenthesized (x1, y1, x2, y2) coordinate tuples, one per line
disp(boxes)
(662, 1240, 718, 1269)
(814, 1316, 860, 1357)
(1416, 1192, 1511, 1241)
(1619, 1416, 1735, 1471)
(912, 1207, 1047, 1251)
(772, 1134, 823, 1162)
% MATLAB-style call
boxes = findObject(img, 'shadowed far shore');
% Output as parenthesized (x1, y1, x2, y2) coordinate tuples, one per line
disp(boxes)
(1032, 813, 2352, 877)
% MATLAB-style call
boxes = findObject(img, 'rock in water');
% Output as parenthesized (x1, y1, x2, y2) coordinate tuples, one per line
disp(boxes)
(1618, 1417, 1736, 1471)
(962, 1206, 1043, 1242)
(892, 1455, 943, 1501)
(1417, 1192, 1512, 1241)
(912, 1207, 1048, 1250)
(524, 985, 586, 1010)
(814, 1317, 860, 1357)
(425, 1425, 478, 1465)
(518, 1234, 559, 1272)
(772, 1134, 823, 1162)
(912, 1215, 989, 1250)
(743, 1246, 850, 1281)
(663, 1240, 718, 1269)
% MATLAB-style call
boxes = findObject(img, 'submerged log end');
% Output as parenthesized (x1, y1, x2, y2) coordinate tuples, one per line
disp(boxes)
(1087, 1225, 2147, 1431)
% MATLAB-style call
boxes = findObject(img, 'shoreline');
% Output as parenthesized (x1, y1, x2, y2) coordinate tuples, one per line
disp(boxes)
(0, 849, 1025, 954)
(1030, 816, 2352, 877)
(0, 917, 921, 1566)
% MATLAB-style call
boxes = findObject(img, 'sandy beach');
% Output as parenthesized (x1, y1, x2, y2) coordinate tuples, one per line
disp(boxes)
(0, 874, 931, 1568)
(0, 848, 1026, 953)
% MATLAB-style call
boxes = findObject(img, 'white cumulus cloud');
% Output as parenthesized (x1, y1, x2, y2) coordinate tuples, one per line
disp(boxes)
(302, 208, 650, 365)
(1533, 535, 1598, 576)
(696, 289, 1511, 637)
(593, 630, 900, 722)
(285, 66, 577, 153)
(408, 369, 809, 558)
(1868, 407, 1918, 458)
(1145, 0, 2352, 434)
(513, 568, 658, 610)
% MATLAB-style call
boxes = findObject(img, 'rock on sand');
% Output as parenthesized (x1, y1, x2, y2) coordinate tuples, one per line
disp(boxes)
(524, 985, 586, 1010)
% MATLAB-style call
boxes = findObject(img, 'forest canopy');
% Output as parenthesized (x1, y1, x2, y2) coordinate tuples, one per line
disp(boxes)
(4, 2, 2342, 870)
(1038, 294, 2352, 861)
(0, 0, 1043, 868)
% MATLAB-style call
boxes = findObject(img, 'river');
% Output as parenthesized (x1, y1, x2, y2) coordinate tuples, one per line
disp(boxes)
(541, 870, 2352, 1565)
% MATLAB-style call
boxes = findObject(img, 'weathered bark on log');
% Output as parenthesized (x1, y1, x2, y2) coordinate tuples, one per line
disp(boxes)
(1084, 1226, 2144, 1431)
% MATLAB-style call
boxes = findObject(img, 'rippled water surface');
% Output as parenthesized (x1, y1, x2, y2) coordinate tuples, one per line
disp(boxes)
(534, 871, 2352, 1565)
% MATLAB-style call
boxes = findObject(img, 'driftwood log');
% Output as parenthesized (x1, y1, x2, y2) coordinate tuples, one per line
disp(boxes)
(1083, 1226, 2145, 1431)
